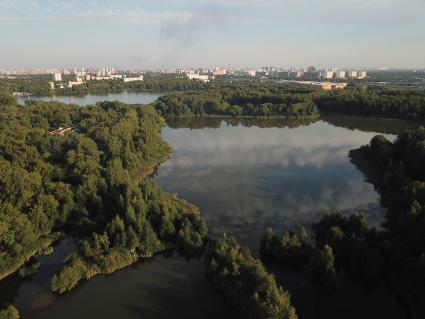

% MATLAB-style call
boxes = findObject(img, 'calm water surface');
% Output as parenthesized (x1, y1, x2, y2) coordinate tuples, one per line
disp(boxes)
(17, 91, 162, 106)
(155, 117, 403, 249)
(1, 115, 421, 319)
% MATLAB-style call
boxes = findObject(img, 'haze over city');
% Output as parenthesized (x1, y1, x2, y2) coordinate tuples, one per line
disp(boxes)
(1, 0, 424, 69)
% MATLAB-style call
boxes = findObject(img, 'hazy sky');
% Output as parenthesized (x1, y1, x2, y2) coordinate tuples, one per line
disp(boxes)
(1, 0, 424, 69)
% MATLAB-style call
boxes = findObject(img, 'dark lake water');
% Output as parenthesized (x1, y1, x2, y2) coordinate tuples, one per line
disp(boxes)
(1, 115, 422, 319)
(156, 117, 393, 250)
(17, 91, 162, 106)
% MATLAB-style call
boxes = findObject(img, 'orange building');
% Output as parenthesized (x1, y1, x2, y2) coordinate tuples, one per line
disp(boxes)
(315, 82, 347, 90)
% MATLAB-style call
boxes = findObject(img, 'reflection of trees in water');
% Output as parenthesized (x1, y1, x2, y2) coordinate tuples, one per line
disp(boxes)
(321, 115, 423, 135)
(166, 117, 318, 130)
(156, 159, 383, 251)
(166, 115, 424, 134)
(156, 117, 397, 250)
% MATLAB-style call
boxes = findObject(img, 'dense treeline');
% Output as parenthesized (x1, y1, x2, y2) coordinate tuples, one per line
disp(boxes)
(261, 212, 384, 286)
(51, 180, 207, 293)
(58, 75, 209, 94)
(154, 84, 425, 120)
(348, 128, 425, 316)
(0, 75, 209, 96)
(315, 88, 425, 119)
(0, 75, 53, 95)
(154, 83, 318, 118)
(205, 234, 298, 319)
(0, 95, 207, 295)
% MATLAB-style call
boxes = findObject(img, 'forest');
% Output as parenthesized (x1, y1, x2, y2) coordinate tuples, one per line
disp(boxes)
(205, 234, 297, 319)
(0, 95, 203, 297)
(261, 212, 383, 287)
(153, 83, 425, 120)
(0, 74, 209, 96)
(61, 75, 209, 94)
(0, 92, 295, 318)
(153, 82, 319, 118)
(315, 88, 425, 119)
(349, 129, 425, 317)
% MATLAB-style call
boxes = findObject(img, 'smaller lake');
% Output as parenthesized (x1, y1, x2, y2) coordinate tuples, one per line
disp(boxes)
(17, 91, 162, 106)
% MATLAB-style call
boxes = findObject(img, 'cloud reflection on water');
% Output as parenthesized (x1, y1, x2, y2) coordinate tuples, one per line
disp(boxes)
(155, 119, 392, 250)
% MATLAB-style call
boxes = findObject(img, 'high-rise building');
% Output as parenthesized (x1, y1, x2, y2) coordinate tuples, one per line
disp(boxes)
(322, 70, 334, 79)
(347, 70, 358, 78)
(53, 73, 62, 82)
(289, 69, 303, 79)
(304, 66, 319, 80)
(357, 71, 367, 79)
(335, 70, 346, 79)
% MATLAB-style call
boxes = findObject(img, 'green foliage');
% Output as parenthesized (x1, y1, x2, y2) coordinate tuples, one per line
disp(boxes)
(368, 135, 393, 165)
(312, 211, 383, 280)
(311, 245, 337, 286)
(155, 84, 425, 120)
(0, 97, 207, 294)
(18, 260, 41, 278)
(262, 211, 383, 289)
(0, 233, 62, 281)
(154, 83, 319, 118)
(0, 93, 17, 106)
(0, 305, 19, 319)
(348, 127, 425, 316)
(0, 74, 208, 96)
(42, 246, 54, 255)
(176, 214, 207, 257)
(260, 227, 311, 264)
(315, 88, 425, 120)
(51, 245, 135, 294)
(205, 233, 298, 319)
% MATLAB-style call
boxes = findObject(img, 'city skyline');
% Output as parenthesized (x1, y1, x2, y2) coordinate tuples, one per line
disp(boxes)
(1, 0, 424, 69)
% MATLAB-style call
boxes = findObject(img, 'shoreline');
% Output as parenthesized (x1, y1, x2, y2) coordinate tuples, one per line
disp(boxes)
(0, 232, 64, 281)
(164, 114, 320, 120)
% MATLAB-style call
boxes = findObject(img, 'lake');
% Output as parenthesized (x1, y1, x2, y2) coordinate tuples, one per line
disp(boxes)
(1, 115, 421, 319)
(17, 91, 162, 106)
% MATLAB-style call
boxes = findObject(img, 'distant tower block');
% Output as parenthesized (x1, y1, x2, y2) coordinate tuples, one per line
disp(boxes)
(53, 73, 62, 82)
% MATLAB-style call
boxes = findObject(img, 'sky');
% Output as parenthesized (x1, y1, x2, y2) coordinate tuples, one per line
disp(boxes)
(0, 0, 424, 69)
